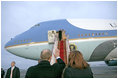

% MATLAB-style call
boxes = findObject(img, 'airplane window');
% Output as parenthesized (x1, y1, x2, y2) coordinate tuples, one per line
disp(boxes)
(81, 34, 83, 36)
(92, 33, 94, 36)
(105, 32, 108, 35)
(26, 40, 28, 42)
(95, 33, 97, 36)
(29, 39, 32, 41)
(18, 40, 20, 43)
(78, 34, 80, 37)
(85, 34, 87, 36)
(102, 33, 104, 35)
(99, 33, 101, 35)
(89, 33, 90, 36)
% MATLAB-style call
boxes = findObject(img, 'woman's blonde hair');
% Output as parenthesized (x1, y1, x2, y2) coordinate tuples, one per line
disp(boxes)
(68, 50, 89, 69)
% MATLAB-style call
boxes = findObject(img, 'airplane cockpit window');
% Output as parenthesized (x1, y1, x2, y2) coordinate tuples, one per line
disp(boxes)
(31, 24, 40, 29)
(34, 24, 40, 27)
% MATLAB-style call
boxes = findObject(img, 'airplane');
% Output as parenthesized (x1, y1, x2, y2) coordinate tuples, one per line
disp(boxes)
(5, 19, 117, 66)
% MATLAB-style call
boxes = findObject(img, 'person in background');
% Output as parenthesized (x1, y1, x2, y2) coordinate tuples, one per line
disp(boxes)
(25, 49, 65, 78)
(63, 50, 93, 78)
(5, 61, 20, 78)
(1, 68, 5, 78)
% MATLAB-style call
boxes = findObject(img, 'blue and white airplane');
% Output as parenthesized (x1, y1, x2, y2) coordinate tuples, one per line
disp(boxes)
(5, 19, 117, 66)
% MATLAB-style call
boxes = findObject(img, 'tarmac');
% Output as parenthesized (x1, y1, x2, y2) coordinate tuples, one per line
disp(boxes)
(4, 61, 117, 78)
(89, 61, 117, 78)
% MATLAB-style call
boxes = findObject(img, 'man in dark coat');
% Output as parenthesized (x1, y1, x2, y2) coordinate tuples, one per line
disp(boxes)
(5, 61, 20, 78)
(1, 68, 5, 78)
(25, 49, 65, 78)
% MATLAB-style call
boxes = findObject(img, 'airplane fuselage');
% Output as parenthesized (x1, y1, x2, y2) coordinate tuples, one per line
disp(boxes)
(5, 19, 117, 62)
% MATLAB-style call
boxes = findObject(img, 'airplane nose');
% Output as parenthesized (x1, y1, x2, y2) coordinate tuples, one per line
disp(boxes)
(5, 38, 17, 55)
(5, 38, 14, 48)
(4, 35, 45, 60)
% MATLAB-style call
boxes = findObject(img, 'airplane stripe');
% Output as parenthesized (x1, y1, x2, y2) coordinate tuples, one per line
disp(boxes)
(5, 36, 117, 49)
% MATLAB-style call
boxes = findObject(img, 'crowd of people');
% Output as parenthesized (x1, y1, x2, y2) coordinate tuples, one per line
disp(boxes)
(1, 49, 93, 78)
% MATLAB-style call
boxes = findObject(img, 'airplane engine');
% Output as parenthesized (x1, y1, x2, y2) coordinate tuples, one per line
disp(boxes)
(105, 60, 117, 66)
(104, 47, 117, 66)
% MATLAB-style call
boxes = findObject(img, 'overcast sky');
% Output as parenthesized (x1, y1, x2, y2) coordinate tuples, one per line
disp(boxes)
(1, 1, 117, 69)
